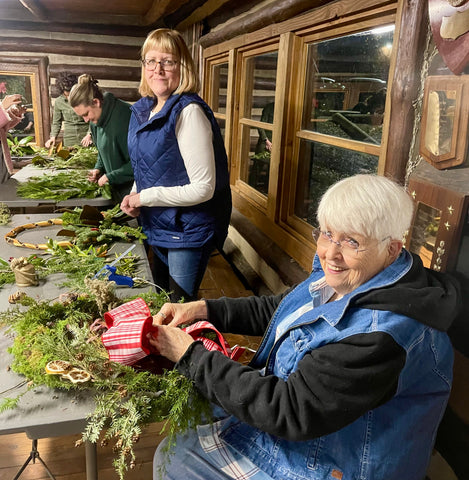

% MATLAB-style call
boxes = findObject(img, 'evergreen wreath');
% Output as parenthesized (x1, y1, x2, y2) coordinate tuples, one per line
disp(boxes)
(0, 284, 211, 479)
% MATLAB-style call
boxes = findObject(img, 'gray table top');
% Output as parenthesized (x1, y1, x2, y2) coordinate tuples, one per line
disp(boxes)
(0, 214, 154, 439)
(0, 178, 113, 208)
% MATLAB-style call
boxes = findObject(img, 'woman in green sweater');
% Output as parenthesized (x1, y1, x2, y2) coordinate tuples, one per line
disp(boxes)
(69, 74, 134, 203)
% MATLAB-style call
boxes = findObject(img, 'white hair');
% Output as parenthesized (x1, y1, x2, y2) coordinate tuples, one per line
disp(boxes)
(316, 174, 414, 245)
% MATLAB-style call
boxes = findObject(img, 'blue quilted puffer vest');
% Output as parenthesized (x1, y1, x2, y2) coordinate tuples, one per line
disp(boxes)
(128, 93, 231, 249)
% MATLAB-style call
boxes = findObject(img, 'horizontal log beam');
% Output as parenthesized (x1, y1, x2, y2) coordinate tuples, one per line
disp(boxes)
(49, 64, 141, 83)
(0, 37, 141, 60)
(0, 20, 149, 37)
(104, 87, 140, 103)
(200, 0, 328, 47)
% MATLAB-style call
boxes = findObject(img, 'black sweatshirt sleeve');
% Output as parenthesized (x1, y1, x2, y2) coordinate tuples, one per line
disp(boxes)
(205, 289, 292, 336)
(176, 331, 406, 441)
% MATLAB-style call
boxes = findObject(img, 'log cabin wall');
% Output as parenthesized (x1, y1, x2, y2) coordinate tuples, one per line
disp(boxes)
(0, 22, 204, 147)
(0, 28, 143, 101)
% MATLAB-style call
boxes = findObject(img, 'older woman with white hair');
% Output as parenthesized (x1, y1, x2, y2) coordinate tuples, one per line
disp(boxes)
(149, 174, 461, 480)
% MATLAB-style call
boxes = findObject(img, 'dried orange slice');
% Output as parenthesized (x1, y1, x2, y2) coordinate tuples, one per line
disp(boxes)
(45, 360, 72, 375)
(61, 368, 91, 384)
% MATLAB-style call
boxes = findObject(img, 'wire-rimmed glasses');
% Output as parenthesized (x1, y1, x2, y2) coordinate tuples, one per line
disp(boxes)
(141, 58, 179, 72)
(312, 228, 390, 257)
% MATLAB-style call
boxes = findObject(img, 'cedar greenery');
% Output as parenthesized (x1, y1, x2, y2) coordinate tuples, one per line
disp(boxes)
(0, 288, 211, 480)
(60, 204, 147, 248)
(1, 203, 209, 478)
(0, 203, 11, 226)
(16, 170, 112, 201)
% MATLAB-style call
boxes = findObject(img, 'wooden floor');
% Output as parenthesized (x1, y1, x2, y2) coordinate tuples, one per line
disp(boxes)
(0, 251, 254, 480)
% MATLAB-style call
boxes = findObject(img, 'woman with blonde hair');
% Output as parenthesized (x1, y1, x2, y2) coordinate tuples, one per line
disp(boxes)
(121, 29, 231, 302)
(69, 74, 133, 203)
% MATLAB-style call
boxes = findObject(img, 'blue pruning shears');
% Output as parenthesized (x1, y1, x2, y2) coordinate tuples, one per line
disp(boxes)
(93, 244, 136, 286)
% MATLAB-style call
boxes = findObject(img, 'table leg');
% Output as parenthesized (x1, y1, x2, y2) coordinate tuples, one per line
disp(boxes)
(85, 440, 98, 480)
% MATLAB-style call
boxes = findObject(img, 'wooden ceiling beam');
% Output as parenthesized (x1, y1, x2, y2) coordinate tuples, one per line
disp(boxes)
(142, 0, 186, 26)
(176, 0, 233, 31)
(164, 0, 207, 28)
(18, 0, 48, 21)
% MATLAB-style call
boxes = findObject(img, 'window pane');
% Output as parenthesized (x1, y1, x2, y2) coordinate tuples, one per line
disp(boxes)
(216, 117, 226, 140)
(210, 62, 228, 114)
(294, 139, 379, 225)
(241, 125, 271, 195)
(302, 26, 394, 145)
(244, 52, 278, 121)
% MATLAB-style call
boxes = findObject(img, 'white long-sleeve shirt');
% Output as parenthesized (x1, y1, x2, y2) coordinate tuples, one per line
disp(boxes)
(134, 103, 216, 207)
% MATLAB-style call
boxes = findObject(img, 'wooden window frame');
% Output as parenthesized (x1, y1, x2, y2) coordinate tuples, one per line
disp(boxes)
(202, 1, 399, 270)
(203, 52, 235, 161)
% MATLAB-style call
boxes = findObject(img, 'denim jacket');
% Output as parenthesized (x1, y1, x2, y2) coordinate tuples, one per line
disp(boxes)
(219, 251, 454, 480)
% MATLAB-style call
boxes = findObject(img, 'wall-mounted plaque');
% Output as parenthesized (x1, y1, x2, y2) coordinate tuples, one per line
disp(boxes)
(419, 75, 469, 170)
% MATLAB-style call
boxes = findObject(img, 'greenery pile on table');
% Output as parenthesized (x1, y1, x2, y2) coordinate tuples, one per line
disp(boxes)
(6, 135, 36, 157)
(0, 207, 211, 479)
(59, 204, 147, 248)
(32, 145, 99, 170)
(16, 170, 112, 201)
(16, 146, 112, 201)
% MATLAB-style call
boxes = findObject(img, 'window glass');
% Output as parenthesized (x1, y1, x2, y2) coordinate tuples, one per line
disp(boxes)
(216, 117, 226, 138)
(210, 62, 228, 114)
(302, 26, 394, 145)
(294, 139, 379, 225)
(244, 52, 278, 121)
(241, 125, 271, 195)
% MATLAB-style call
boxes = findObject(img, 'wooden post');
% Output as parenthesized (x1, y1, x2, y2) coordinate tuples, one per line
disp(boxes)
(382, 0, 428, 183)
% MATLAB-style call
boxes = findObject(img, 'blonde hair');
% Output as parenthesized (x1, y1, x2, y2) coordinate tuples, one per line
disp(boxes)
(69, 74, 103, 108)
(139, 28, 200, 97)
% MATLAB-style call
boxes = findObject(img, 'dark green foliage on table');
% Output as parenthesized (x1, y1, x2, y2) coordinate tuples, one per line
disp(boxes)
(16, 170, 112, 201)
(0, 203, 11, 226)
(59, 204, 147, 248)
(6, 135, 35, 157)
(0, 258, 15, 287)
(32, 146, 98, 170)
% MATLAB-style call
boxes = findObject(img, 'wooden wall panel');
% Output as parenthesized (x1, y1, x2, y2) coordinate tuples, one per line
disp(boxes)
(0, 28, 143, 113)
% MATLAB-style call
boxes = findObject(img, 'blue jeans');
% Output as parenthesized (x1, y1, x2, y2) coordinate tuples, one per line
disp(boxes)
(152, 242, 214, 302)
(153, 429, 273, 480)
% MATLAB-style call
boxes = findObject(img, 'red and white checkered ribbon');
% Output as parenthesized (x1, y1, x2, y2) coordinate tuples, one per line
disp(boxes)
(101, 298, 245, 365)
(101, 297, 154, 365)
(182, 321, 244, 361)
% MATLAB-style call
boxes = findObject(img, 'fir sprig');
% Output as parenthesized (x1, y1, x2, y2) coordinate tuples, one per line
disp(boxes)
(0, 258, 15, 287)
